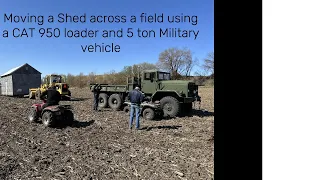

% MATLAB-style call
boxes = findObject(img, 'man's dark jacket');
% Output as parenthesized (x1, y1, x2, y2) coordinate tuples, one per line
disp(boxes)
(92, 84, 101, 98)
(40, 87, 61, 105)
(128, 89, 144, 105)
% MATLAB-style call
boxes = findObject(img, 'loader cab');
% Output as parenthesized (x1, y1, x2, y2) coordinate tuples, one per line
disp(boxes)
(42, 75, 64, 90)
(43, 75, 62, 84)
(49, 75, 62, 83)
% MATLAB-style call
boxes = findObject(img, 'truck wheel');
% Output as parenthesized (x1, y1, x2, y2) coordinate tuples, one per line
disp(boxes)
(123, 106, 130, 115)
(42, 111, 54, 127)
(143, 108, 155, 120)
(160, 96, 180, 117)
(108, 94, 122, 110)
(98, 93, 108, 108)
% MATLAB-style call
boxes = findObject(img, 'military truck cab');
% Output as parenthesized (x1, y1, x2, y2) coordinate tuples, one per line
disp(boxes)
(141, 70, 170, 96)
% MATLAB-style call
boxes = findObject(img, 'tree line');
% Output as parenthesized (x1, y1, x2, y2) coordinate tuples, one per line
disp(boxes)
(52, 47, 214, 88)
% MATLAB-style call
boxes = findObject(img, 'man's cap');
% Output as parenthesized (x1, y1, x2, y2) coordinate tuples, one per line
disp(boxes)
(135, 86, 140, 90)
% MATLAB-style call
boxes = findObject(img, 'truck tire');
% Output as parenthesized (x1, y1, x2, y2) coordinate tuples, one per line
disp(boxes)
(143, 108, 155, 120)
(108, 94, 122, 110)
(98, 93, 108, 108)
(160, 96, 180, 117)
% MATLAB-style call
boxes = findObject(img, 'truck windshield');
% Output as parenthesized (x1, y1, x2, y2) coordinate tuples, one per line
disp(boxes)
(158, 72, 171, 80)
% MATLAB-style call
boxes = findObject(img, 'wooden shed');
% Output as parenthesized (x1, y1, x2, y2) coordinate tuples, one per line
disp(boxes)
(0, 63, 41, 96)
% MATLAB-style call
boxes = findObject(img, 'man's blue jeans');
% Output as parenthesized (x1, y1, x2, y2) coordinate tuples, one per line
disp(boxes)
(129, 104, 140, 129)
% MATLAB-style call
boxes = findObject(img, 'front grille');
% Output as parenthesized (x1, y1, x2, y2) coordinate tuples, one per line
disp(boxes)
(188, 83, 196, 97)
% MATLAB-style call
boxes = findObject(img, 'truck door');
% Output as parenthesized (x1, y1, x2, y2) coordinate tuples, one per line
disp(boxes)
(141, 72, 156, 95)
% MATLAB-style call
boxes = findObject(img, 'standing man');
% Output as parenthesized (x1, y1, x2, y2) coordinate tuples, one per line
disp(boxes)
(128, 86, 144, 130)
(92, 83, 101, 111)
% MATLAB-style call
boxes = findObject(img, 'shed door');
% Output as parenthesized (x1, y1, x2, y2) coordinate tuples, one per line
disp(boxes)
(5, 82, 8, 95)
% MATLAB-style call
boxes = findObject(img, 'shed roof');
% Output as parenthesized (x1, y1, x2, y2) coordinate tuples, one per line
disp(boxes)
(1, 63, 41, 77)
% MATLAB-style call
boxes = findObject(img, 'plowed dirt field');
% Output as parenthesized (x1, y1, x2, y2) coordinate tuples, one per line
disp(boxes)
(0, 87, 214, 180)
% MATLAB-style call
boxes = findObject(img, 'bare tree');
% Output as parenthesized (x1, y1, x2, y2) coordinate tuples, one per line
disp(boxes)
(202, 51, 214, 76)
(88, 72, 96, 84)
(77, 72, 86, 88)
(194, 70, 211, 85)
(66, 73, 75, 86)
(121, 62, 158, 77)
(182, 57, 199, 77)
(157, 47, 193, 79)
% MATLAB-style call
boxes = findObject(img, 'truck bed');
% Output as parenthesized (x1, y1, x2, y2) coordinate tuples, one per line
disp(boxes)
(89, 84, 128, 93)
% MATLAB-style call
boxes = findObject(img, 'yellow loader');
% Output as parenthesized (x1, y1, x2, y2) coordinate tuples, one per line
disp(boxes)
(29, 74, 71, 100)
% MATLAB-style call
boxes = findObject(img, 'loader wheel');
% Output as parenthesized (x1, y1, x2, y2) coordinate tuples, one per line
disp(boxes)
(160, 96, 180, 117)
(98, 93, 108, 108)
(35, 90, 41, 100)
(42, 111, 54, 127)
(123, 106, 130, 115)
(108, 94, 122, 110)
(143, 108, 155, 120)
(27, 108, 38, 122)
(29, 91, 34, 99)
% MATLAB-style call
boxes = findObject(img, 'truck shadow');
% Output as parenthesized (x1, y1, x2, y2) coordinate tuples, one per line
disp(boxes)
(61, 97, 91, 101)
(55, 119, 95, 129)
(154, 109, 214, 121)
(71, 119, 95, 128)
(184, 109, 214, 117)
(140, 125, 182, 131)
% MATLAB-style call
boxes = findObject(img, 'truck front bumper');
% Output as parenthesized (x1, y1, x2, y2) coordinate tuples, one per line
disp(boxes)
(183, 97, 194, 103)
(183, 95, 201, 103)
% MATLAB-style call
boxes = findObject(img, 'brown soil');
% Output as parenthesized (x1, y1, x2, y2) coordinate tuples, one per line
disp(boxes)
(0, 87, 214, 180)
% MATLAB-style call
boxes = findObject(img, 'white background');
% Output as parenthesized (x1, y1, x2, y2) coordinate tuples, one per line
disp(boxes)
(264, 0, 320, 179)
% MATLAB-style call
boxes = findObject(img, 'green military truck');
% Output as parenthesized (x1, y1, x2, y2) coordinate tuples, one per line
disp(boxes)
(89, 70, 201, 117)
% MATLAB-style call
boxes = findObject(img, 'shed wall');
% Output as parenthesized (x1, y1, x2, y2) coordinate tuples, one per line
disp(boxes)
(12, 74, 41, 96)
(0, 75, 13, 96)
